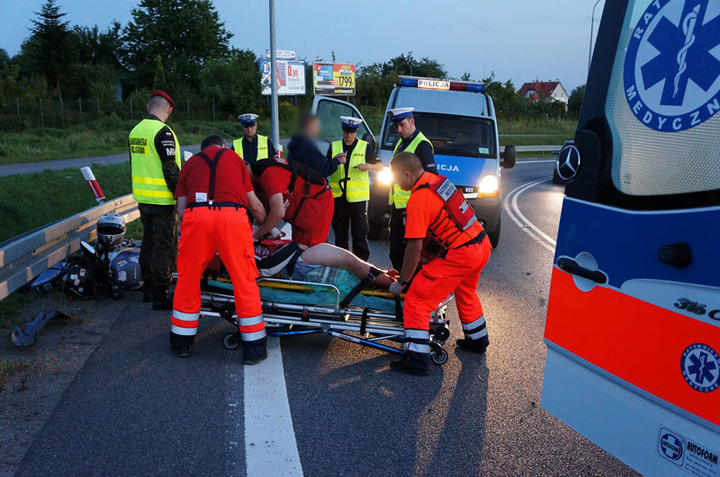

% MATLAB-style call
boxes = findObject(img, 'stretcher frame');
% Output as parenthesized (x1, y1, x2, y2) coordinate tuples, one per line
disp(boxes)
(200, 278, 452, 365)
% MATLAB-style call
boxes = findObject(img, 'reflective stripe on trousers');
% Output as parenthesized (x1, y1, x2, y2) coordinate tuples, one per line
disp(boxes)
(238, 314, 267, 342)
(171, 309, 200, 336)
(404, 328, 430, 354)
(462, 314, 488, 340)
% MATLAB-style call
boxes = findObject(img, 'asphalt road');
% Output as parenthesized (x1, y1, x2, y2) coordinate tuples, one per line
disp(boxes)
(14, 159, 638, 476)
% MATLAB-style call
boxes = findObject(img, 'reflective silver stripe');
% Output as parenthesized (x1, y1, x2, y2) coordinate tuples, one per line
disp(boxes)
(407, 342, 430, 354)
(465, 327, 488, 340)
(405, 329, 430, 340)
(462, 315, 485, 331)
(238, 314, 264, 327)
(173, 309, 200, 322)
(171, 325, 197, 336)
(241, 328, 267, 342)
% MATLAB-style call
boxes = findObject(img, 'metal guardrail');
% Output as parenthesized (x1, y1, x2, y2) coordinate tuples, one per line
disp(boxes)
(0, 194, 139, 301)
(502, 145, 561, 158)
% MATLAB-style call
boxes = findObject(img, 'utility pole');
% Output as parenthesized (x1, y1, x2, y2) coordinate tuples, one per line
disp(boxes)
(269, 0, 280, 152)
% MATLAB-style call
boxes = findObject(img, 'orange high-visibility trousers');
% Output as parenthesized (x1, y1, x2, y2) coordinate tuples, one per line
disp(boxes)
(404, 238, 492, 336)
(171, 206, 264, 346)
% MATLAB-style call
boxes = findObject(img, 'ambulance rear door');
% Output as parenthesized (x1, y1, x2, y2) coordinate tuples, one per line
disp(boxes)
(541, 0, 720, 476)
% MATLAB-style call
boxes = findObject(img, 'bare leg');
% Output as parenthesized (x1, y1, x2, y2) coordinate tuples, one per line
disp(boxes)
(299, 243, 394, 287)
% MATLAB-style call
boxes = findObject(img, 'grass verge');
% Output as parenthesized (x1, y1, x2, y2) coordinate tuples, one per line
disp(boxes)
(0, 162, 132, 242)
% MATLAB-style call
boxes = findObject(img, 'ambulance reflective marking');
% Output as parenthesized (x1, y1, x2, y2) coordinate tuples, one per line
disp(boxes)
(545, 197, 720, 425)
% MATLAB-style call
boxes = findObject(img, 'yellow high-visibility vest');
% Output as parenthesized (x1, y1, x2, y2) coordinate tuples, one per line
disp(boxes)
(328, 139, 370, 202)
(129, 119, 181, 205)
(390, 131, 433, 209)
(232, 134, 269, 161)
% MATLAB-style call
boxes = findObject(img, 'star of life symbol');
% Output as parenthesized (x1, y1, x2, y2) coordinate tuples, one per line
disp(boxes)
(623, 0, 720, 131)
(681, 343, 720, 393)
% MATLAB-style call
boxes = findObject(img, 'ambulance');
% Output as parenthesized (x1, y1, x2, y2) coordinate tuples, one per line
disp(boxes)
(312, 77, 515, 248)
(541, 0, 720, 476)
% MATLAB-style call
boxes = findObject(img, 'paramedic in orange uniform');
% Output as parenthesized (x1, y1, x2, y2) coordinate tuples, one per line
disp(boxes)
(251, 158, 334, 246)
(170, 135, 269, 364)
(388, 151, 492, 375)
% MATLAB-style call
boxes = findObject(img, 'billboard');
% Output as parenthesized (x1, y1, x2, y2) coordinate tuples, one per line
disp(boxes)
(313, 63, 356, 96)
(259, 59, 306, 96)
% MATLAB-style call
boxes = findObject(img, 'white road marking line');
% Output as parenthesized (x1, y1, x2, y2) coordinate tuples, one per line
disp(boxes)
(244, 338, 303, 477)
(504, 178, 556, 253)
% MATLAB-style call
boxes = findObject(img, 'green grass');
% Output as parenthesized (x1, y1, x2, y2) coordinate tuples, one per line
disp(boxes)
(0, 162, 132, 242)
(0, 115, 577, 165)
(0, 118, 297, 165)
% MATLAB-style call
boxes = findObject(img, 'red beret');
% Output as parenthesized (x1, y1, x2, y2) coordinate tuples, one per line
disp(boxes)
(150, 90, 175, 108)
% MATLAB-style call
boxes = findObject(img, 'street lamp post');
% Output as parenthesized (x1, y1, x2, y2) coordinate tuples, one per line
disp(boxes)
(588, 0, 602, 73)
(269, 0, 280, 152)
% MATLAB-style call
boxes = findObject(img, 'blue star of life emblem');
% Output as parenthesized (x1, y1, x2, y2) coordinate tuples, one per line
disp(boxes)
(624, 0, 720, 131)
(681, 343, 720, 393)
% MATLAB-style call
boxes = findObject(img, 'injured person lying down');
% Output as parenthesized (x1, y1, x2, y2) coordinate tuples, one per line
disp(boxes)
(254, 235, 395, 288)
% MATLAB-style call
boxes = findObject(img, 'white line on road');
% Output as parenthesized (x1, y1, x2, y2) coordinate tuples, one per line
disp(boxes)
(243, 338, 303, 477)
(504, 178, 556, 253)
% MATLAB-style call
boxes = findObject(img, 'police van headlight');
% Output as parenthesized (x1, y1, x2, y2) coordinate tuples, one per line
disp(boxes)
(478, 175, 499, 197)
(376, 167, 393, 186)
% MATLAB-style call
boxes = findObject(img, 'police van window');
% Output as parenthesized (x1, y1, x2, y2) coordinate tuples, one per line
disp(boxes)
(380, 112, 497, 159)
(604, 0, 720, 197)
(316, 100, 370, 140)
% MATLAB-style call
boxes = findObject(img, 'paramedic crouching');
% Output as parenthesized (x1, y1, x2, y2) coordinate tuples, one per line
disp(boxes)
(170, 135, 269, 364)
(388, 152, 492, 376)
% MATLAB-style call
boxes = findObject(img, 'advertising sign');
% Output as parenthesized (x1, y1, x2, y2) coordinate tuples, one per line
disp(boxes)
(259, 59, 306, 96)
(313, 63, 356, 96)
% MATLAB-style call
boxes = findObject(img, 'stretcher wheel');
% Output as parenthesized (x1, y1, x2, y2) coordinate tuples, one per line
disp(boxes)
(430, 348, 448, 366)
(434, 326, 450, 342)
(223, 333, 240, 350)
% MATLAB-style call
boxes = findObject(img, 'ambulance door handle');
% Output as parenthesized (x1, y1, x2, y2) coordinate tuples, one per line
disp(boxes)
(557, 257, 607, 284)
(658, 242, 692, 269)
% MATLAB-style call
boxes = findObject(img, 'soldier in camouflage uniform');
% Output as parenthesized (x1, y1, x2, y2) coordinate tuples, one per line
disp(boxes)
(128, 90, 182, 310)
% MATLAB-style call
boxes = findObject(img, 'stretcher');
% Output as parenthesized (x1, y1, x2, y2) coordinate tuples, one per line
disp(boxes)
(199, 269, 452, 365)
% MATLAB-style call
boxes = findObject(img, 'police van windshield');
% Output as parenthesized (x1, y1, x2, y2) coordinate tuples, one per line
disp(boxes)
(380, 113, 497, 159)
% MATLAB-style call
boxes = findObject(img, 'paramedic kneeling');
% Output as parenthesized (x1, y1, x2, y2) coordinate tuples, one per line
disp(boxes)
(170, 135, 269, 364)
(388, 152, 492, 376)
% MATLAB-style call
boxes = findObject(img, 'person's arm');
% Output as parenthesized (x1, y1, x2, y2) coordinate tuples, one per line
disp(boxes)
(415, 142, 437, 174)
(399, 238, 423, 283)
(176, 196, 187, 220)
(267, 139, 277, 159)
(326, 144, 333, 161)
(246, 190, 266, 223)
(154, 126, 181, 193)
(253, 193, 284, 240)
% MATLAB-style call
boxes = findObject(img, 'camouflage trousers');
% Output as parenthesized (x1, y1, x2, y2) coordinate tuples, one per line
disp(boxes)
(138, 203, 178, 289)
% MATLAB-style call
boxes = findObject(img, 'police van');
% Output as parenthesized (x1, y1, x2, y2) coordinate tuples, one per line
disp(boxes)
(542, 0, 720, 475)
(312, 76, 516, 248)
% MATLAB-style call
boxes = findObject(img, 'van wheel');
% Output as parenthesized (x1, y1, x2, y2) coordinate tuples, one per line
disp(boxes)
(368, 222, 383, 240)
(487, 217, 501, 249)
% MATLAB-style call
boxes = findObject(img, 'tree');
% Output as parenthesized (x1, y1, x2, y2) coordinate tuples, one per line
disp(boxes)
(568, 84, 585, 118)
(122, 0, 232, 90)
(199, 49, 261, 116)
(21, 0, 75, 94)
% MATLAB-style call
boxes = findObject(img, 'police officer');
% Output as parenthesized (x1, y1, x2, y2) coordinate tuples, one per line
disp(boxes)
(388, 152, 491, 376)
(326, 117, 383, 261)
(287, 113, 346, 176)
(232, 113, 277, 164)
(171, 135, 268, 363)
(386, 107, 436, 271)
(128, 90, 182, 310)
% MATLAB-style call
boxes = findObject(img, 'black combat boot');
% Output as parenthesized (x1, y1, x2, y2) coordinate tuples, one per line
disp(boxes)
(456, 334, 489, 353)
(243, 337, 268, 365)
(152, 286, 173, 310)
(390, 350, 431, 376)
(169, 332, 192, 358)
